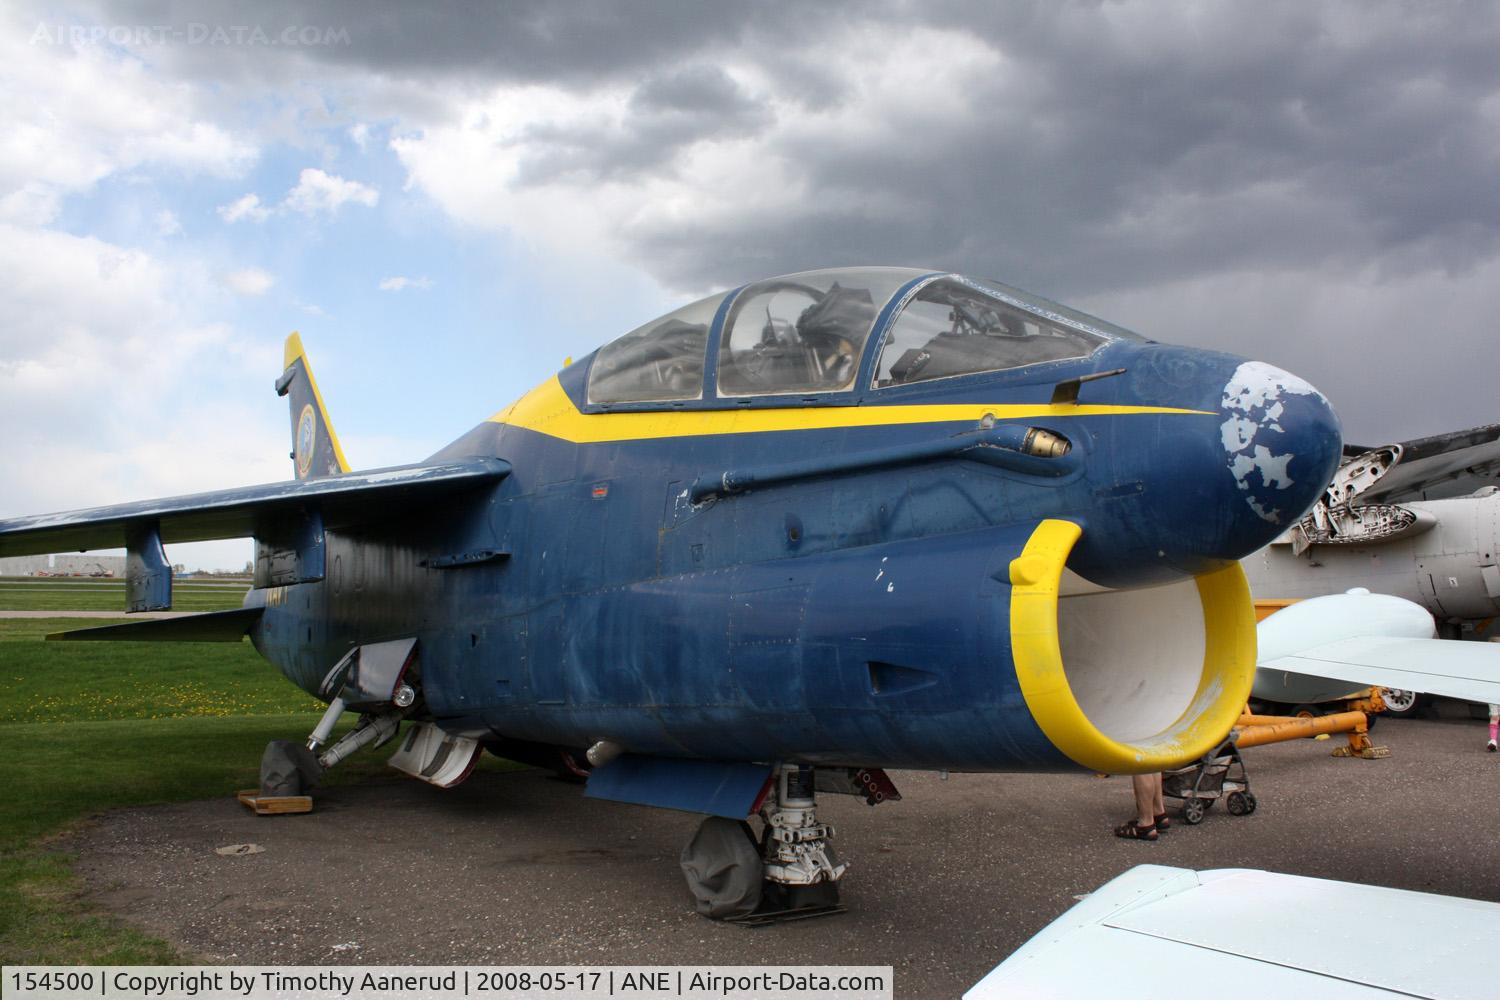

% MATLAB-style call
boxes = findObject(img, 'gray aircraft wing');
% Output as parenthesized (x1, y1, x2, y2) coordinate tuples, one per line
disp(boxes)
(1260, 638, 1500, 707)
(0, 458, 510, 608)
(0, 458, 510, 556)
(967, 865, 1500, 1000)
(1350, 423, 1500, 502)
(1260, 636, 1500, 706)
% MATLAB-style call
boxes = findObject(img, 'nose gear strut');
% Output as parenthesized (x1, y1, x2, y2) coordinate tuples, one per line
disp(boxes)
(762, 764, 847, 886)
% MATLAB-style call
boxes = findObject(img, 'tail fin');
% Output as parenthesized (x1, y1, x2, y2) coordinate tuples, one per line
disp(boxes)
(276, 332, 351, 480)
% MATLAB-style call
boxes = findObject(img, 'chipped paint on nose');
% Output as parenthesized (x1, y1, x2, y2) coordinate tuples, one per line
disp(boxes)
(1219, 361, 1338, 525)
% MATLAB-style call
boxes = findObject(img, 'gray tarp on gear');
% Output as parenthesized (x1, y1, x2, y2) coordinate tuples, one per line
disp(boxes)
(680, 816, 763, 919)
(260, 739, 324, 796)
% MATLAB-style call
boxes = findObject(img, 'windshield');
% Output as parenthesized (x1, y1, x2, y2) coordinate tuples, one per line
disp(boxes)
(717, 267, 920, 396)
(873, 277, 1106, 388)
(588, 291, 724, 404)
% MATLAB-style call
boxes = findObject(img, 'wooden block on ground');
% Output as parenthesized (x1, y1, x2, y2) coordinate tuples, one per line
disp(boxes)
(236, 789, 313, 815)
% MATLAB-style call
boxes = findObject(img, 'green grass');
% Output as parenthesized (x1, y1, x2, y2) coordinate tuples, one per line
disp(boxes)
(0, 585, 247, 612)
(0, 620, 322, 723)
(0, 603, 522, 965)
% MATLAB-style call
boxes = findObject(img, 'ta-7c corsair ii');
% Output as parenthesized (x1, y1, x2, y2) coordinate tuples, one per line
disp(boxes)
(0, 266, 1341, 919)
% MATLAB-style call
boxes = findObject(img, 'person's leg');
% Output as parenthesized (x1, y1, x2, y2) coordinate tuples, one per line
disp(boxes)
(1488, 705, 1497, 749)
(1116, 774, 1160, 838)
(1151, 773, 1165, 815)
(1132, 773, 1157, 826)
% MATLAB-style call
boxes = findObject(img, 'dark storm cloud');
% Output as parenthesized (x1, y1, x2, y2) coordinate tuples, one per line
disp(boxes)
(268, 0, 1487, 311)
(90, 0, 822, 85)
(92, 0, 1500, 291)
(632, 64, 761, 117)
(623, 0, 1500, 299)
(512, 65, 772, 186)
(76, 0, 1500, 439)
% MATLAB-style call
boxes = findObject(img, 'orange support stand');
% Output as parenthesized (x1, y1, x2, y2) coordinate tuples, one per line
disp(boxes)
(1232, 689, 1390, 759)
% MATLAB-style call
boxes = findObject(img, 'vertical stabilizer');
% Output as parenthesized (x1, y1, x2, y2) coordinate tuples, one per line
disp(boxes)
(276, 333, 351, 480)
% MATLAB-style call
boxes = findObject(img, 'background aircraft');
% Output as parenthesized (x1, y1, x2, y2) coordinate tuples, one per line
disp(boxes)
(1254, 589, 1500, 712)
(1243, 424, 1500, 714)
(0, 266, 1342, 918)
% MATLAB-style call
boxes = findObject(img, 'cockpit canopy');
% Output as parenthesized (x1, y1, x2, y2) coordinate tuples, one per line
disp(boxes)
(586, 266, 1138, 406)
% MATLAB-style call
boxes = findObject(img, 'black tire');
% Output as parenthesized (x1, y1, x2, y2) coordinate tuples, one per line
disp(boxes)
(1241, 792, 1258, 815)
(259, 739, 322, 796)
(1227, 791, 1253, 816)
(1181, 798, 1206, 825)
(680, 817, 763, 920)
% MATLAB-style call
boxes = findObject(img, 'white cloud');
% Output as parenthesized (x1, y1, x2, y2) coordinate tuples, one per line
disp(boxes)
(0, 183, 59, 226)
(378, 275, 433, 292)
(155, 209, 182, 236)
(0, 27, 256, 224)
(0, 223, 285, 566)
(223, 267, 274, 296)
(284, 167, 379, 215)
(349, 122, 371, 150)
(217, 192, 270, 223)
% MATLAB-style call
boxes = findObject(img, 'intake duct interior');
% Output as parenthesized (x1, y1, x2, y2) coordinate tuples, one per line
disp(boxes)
(1009, 519, 1256, 773)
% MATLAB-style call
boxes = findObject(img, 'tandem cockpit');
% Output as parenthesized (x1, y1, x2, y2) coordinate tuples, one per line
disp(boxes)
(584, 267, 1147, 408)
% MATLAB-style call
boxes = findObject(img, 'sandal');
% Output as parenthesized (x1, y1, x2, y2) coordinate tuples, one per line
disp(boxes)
(1114, 820, 1158, 841)
(1155, 812, 1171, 831)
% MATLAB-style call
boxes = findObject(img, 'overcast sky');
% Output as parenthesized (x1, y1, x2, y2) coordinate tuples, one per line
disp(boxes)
(4, 1, 1499, 568)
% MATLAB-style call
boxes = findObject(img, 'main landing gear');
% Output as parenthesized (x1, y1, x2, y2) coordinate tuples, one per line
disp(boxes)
(258, 698, 403, 798)
(680, 764, 899, 924)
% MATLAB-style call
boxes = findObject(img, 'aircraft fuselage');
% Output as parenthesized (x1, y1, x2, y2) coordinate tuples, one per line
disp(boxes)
(248, 308, 1341, 774)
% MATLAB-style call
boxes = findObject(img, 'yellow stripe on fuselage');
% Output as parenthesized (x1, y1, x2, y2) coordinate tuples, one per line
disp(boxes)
(488, 376, 1214, 445)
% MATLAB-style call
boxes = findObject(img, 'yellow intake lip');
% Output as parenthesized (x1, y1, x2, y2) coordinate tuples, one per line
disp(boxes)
(1009, 519, 1257, 773)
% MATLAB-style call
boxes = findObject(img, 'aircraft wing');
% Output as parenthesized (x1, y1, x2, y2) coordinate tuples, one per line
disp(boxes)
(1261, 636, 1500, 706)
(1352, 423, 1500, 502)
(967, 865, 1500, 1000)
(0, 458, 510, 606)
(0, 458, 510, 557)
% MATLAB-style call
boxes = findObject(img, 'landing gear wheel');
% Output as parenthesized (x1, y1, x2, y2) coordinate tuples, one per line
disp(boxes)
(680, 817, 763, 920)
(259, 739, 322, 796)
(1226, 791, 1257, 816)
(1381, 689, 1421, 718)
(1290, 704, 1322, 719)
(1181, 797, 1206, 825)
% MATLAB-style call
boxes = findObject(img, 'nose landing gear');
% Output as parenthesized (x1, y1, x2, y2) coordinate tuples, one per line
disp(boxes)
(682, 764, 892, 924)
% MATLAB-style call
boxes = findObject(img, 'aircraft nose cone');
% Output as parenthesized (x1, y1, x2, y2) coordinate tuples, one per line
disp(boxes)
(1065, 347, 1342, 588)
(1214, 360, 1342, 549)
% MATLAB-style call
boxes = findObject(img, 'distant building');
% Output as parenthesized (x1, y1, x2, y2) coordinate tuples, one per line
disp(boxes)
(0, 554, 126, 576)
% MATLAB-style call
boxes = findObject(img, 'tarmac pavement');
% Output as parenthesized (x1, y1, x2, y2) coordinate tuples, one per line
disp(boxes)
(64, 714, 1500, 997)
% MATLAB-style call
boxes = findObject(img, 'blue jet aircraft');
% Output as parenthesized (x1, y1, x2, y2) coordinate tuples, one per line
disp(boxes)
(0, 267, 1342, 919)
